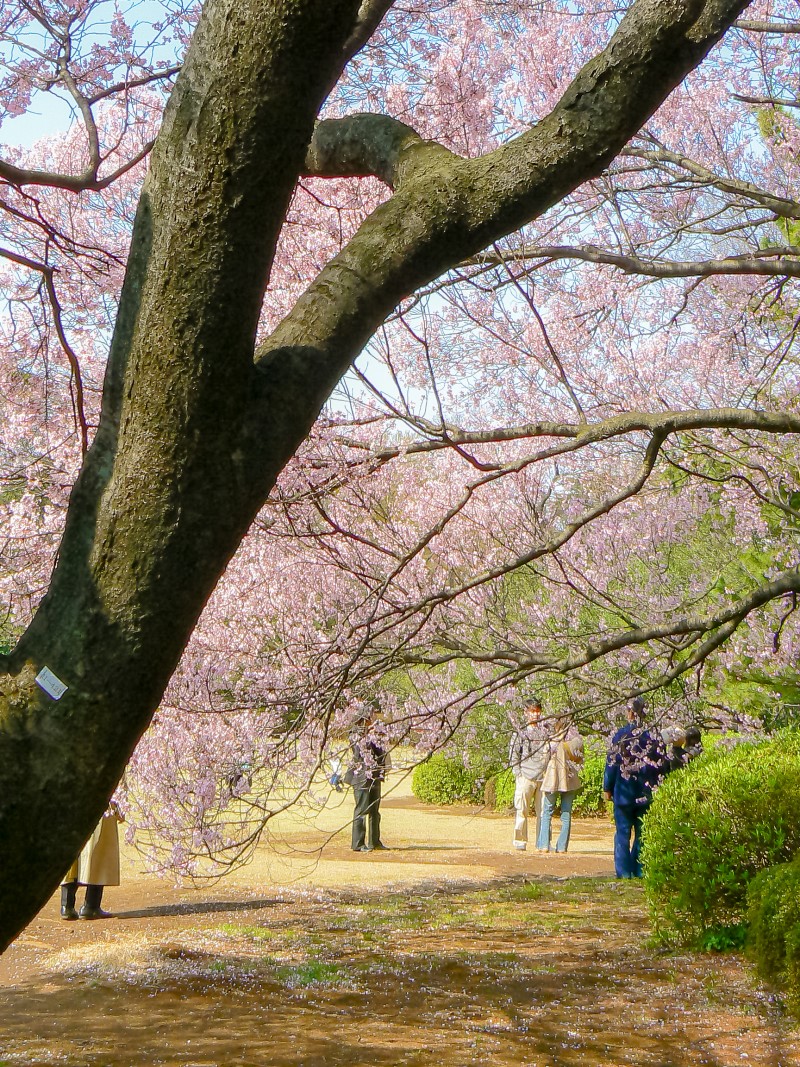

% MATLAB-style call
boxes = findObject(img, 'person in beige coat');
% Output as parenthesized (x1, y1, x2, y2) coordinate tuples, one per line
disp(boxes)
(536, 718, 584, 853)
(60, 805, 123, 920)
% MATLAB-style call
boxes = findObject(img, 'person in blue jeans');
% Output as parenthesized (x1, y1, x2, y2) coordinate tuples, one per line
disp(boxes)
(537, 716, 584, 853)
(603, 697, 669, 878)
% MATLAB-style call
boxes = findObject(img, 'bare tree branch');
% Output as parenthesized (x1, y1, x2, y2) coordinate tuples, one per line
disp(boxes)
(399, 568, 800, 679)
(734, 19, 800, 33)
(732, 92, 800, 109)
(474, 243, 800, 279)
(337, 408, 800, 463)
(86, 65, 182, 106)
(0, 245, 89, 452)
(621, 143, 800, 220)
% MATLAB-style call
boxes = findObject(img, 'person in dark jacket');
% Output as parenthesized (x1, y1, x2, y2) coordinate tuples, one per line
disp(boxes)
(683, 725, 703, 763)
(345, 711, 391, 853)
(603, 697, 669, 878)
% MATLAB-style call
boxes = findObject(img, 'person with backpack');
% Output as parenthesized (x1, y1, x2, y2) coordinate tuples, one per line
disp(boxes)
(603, 696, 669, 878)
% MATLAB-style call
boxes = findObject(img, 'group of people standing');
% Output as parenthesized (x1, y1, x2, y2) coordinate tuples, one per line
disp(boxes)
(344, 692, 702, 875)
(510, 694, 702, 877)
(344, 696, 587, 859)
(62, 695, 699, 923)
(509, 697, 584, 854)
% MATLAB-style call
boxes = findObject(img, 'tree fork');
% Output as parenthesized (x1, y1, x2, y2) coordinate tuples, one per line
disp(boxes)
(0, 0, 751, 951)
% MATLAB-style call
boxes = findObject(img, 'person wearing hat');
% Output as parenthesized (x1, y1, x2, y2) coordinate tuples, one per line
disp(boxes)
(344, 708, 391, 853)
(661, 724, 688, 772)
(603, 696, 669, 878)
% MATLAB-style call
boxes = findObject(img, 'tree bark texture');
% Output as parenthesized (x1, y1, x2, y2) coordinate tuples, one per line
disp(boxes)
(0, 0, 750, 951)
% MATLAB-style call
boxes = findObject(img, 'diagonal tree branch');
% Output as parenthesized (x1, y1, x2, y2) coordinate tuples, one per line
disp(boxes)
(471, 243, 800, 280)
(255, 0, 753, 438)
(339, 0, 396, 74)
(620, 143, 800, 220)
(734, 18, 800, 32)
(336, 408, 800, 463)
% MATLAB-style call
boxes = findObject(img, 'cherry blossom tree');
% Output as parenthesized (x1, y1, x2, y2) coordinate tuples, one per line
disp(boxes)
(0, 0, 786, 948)
(107, 5, 800, 876)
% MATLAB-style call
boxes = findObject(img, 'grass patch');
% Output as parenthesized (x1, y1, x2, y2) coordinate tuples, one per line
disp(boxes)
(318, 877, 648, 947)
(219, 923, 276, 941)
(502, 880, 545, 903)
(275, 961, 344, 987)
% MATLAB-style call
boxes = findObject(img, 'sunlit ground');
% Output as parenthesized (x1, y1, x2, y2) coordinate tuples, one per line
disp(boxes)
(1, 774, 797, 1066)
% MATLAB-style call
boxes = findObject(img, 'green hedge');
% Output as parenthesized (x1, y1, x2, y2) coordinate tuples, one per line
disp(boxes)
(411, 754, 481, 805)
(573, 742, 608, 817)
(746, 856, 800, 1014)
(492, 768, 516, 809)
(642, 732, 800, 945)
(413, 736, 614, 815)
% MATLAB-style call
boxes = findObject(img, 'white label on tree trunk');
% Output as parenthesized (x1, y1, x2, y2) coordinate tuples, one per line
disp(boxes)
(35, 666, 68, 700)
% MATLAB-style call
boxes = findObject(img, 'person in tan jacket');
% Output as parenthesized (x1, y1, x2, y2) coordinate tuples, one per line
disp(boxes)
(60, 804, 123, 920)
(536, 716, 584, 853)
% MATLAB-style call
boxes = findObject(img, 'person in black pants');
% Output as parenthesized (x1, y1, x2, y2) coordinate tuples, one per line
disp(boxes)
(345, 712, 391, 853)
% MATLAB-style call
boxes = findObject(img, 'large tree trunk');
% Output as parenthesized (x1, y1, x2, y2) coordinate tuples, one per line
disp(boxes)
(0, 0, 366, 948)
(0, 0, 748, 952)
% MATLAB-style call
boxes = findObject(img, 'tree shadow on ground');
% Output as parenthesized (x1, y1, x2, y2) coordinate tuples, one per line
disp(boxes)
(2, 876, 797, 1067)
(0, 933, 793, 1067)
(355, 844, 467, 853)
(114, 897, 282, 919)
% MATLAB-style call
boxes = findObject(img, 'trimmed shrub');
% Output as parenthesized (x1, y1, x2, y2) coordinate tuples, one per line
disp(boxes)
(642, 732, 800, 945)
(697, 924, 748, 953)
(411, 754, 481, 805)
(492, 768, 516, 809)
(746, 856, 800, 1014)
(572, 740, 609, 817)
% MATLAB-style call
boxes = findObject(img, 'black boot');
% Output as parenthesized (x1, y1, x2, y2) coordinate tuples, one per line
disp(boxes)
(79, 884, 111, 919)
(60, 881, 78, 921)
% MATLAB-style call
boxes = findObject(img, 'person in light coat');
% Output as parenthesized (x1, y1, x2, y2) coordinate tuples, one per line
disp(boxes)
(537, 717, 584, 853)
(60, 805, 123, 920)
(508, 697, 551, 851)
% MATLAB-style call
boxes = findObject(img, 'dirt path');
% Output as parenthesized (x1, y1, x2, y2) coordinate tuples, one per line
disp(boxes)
(1, 772, 613, 970)
(1, 774, 798, 1066)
